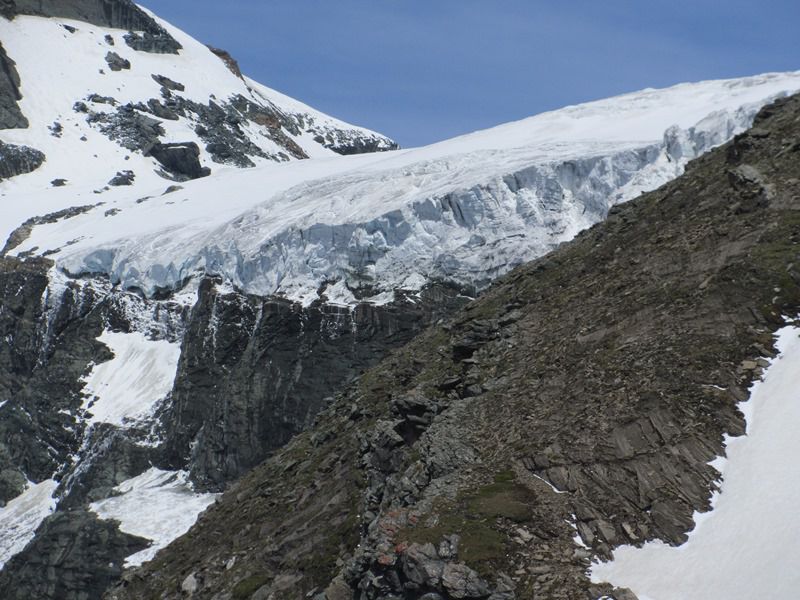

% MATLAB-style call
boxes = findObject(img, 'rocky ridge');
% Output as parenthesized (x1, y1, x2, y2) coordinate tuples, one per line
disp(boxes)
(106, 93, 800, 600)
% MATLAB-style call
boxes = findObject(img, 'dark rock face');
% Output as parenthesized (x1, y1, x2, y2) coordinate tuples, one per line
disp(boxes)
(0, 258, 106, 502)
(0, 510, 149, 600)
(5, 0, 182, 54)
(0, 41, 27, 129)
(0, 140, 44, 179)
(164, 280, 470, 490)
(58, 422, 159, 509)
(146, 141, 210, 181)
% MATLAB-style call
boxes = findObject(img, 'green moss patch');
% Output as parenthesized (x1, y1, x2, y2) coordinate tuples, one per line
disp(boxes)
(232, 574, 270, 599)
(399, 472, 536, 574)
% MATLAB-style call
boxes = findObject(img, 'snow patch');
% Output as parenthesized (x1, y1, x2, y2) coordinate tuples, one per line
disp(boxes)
(590, 326, 800, 599)
(81, 330, 181, 427)
(89, 468, 218, 566)
(0, 479, 58, 568)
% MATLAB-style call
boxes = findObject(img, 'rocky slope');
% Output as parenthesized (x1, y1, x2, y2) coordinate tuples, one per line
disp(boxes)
(104, 93, 800, 600)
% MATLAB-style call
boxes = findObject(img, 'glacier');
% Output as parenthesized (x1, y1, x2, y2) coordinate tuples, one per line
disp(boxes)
(7, 71, 800, 304)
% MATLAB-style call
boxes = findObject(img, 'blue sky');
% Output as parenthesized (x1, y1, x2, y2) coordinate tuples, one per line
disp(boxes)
(142, 1, 800, 147)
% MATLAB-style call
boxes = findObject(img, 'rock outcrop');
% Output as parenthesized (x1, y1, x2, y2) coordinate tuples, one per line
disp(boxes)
(0, 40, 27, 128)
(0, 510, 149, 600)
(146, 142, 210, 181)
(3, 0, 182, 54)
(107, 93, 800, 600)
(0, 140, 43, 179)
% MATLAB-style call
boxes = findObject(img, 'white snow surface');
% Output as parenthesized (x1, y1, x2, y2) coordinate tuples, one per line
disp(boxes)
(81, 330, 181, 427)
(7, 71, 800, 304)
(591, 326, 800, 600)
(89, 467, 218, 566)
(0, 479, 58, 568)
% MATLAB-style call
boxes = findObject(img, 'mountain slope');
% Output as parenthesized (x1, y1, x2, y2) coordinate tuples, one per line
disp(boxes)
(0, 3, 396, 199)
(2, 4, 800, 599)
(104, 93, 800, 600)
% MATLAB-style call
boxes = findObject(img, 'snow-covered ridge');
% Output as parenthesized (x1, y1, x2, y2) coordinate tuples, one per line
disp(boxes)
(8, 71, 800, 304)
(0, 9, 396, 198)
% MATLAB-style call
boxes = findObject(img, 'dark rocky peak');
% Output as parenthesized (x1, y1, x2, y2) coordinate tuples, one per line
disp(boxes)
(4, 0, 182, 54)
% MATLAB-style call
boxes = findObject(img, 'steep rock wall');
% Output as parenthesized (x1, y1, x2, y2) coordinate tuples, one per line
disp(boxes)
(0, 41, 27, 128)
(164, 279, 471, 490)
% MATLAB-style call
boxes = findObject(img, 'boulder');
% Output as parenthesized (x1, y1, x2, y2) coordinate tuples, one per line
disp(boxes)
(0, 141, 44, 180)
(105, 51, 130, 71)
(146, 141, 210, 181)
